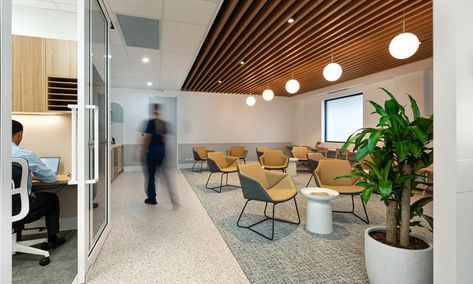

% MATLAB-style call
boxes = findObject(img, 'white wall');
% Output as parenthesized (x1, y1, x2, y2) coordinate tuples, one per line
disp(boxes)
(291, 58, 433, 148)
(434, 0, 473, 282)
(178, 92, 293, 144)
(12, 113, 72, 174)
(112, 88, 294, 145)
(12, 5, 76, 40)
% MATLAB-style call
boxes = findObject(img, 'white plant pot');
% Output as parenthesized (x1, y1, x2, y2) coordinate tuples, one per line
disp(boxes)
(365, 227, 433, 284)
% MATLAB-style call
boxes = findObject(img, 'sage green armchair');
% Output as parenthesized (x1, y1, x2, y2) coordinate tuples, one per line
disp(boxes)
(237, 163, 300, 240)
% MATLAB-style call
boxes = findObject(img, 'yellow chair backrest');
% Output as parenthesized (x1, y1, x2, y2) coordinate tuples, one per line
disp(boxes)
(193, 146, 208, 159)
(292, 146, 308, 159)
(261, 150, 285, 166)
(316, 159, 353, 186)
(308, 152, 325, 161)
(229, 146, 246, 157)
(208, 152, 227, 168)
(238, 163, 270, 189)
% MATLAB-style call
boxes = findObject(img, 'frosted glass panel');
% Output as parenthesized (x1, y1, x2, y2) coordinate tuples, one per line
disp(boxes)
(325, 94, 363, 142)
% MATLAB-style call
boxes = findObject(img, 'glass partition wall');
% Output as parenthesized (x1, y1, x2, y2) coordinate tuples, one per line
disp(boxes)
(88, 0, 108, 251)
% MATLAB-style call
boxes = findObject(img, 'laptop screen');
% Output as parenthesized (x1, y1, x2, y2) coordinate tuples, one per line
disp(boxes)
(40, 157, 60, 174)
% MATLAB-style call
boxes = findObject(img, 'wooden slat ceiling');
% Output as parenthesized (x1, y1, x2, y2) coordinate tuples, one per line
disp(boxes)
(181, 0, 432, 97)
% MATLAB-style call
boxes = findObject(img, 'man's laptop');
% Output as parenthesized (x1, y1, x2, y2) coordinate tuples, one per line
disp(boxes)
(40, 157, 60, 175)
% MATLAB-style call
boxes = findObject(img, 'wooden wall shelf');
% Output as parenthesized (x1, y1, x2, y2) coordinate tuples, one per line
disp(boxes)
(48, 76, 78, 111)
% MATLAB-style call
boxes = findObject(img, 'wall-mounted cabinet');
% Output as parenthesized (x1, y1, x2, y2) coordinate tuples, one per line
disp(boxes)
(12, 35, 47, 112)
(12, 35, 77, 113)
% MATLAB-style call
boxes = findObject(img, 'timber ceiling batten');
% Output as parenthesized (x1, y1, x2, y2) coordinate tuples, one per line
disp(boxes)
(181, 0, 432, 96)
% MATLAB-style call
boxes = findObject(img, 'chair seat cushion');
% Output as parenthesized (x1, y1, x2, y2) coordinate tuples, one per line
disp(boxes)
(221, 166, 238, 173)
(322, 184, 364, 194)
(266, 187, 296, 202)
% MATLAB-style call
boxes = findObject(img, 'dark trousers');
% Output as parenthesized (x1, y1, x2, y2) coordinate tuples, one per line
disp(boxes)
(146, 147, 176, 203)
(13, 192, 60, 239)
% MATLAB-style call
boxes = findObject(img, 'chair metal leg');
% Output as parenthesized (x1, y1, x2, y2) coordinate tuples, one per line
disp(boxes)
(306, 174, 314, 187)
(205, 172, 241, 193)
(191, 161, 198, 172)
(237, 198, 300, 240)
(333, 194, 370, 224)
(264, 198, 301, 225)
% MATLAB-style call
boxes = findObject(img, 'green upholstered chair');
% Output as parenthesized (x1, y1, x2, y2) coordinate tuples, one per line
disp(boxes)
(259, 150, 289, 172)
(205, 152, 240, 193)
(227, 146, 248, 164)
(306, 152, 326, 187)
(237, 163, 300, 240)
(315, 159, 369, 223)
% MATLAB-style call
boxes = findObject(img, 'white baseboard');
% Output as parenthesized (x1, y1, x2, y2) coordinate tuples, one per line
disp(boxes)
(22, 217, 77, 235)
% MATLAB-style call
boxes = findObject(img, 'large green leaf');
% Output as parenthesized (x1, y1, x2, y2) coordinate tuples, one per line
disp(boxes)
(408, 94, 421, 120)
(368, 130, 382, 151)
(369, 100, 387, 116)
(385, 99, 400, 116)
(409, 126, 428, 144)
(361, 187, 375, 203)
(378, 180, 392, 198)
(355, 144, 370, 161)
(394, 141, 410, 162)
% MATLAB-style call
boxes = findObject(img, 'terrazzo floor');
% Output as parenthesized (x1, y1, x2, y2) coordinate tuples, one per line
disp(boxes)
(86, 170, 249, 284)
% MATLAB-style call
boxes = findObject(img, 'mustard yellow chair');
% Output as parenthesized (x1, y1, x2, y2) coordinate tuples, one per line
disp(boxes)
(306, 152, 327, 187)
(292, 146, 309, 170)
(315, 159, 369, 223)
(192, 146, 213, 173)
(259, 150, 289, 172)
(237, 163, 300, 240)
(205, 152, 240, 193)
(227, 146, 248, 164)
(255, 146, 268, 163)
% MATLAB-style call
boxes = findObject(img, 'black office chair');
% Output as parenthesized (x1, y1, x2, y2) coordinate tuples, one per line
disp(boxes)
(12, 158, 51, 266)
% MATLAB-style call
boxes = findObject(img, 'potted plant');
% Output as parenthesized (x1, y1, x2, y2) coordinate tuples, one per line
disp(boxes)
(340, 88, 433, 284)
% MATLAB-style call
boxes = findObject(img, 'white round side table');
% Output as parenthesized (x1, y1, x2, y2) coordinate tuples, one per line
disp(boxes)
(287, 157, 299, 176)
(300, 187, 339, 234)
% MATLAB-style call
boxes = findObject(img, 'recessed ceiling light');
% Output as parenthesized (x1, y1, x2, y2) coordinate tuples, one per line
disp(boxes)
(288, 18, 295, 24)
(142, 57, 149, 63)
(147, 82, 153, 86)
(240, 60, 245, 65)
(218, 80, 222, 84)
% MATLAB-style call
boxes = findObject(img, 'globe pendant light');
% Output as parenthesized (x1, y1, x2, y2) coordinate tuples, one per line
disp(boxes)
(285, 70, 300, 94)
(323, 49, 342, 82)
(246, 95, 256, 106)
(389, 12, 420, 59)
(262, 84, 274, 101)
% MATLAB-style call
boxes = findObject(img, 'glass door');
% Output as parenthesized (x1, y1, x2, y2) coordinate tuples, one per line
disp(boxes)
(75, 0, 110, 282)
(0, 0, 12, 282)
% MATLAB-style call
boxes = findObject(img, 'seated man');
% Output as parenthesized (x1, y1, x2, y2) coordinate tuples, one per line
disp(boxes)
(11, 120, 65, 250)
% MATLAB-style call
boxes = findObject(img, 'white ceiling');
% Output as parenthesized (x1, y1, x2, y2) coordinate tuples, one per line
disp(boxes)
(12, 0, 222, 91)
(109, 0, 222, 90)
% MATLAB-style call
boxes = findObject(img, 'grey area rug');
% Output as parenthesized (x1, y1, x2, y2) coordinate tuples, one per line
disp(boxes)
(182, 168, 433, 284)
(13, 230, 77, 284)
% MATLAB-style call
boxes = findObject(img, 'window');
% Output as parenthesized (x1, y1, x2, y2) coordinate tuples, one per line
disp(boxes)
(324, 93, 363, 143)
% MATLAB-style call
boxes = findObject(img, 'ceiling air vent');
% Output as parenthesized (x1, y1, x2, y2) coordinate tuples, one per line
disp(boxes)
(117, 14, 159, 50)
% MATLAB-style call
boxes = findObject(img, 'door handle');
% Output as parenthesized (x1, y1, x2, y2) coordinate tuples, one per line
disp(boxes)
(85, 105, 99, 184)
(68, 104, 79, 185)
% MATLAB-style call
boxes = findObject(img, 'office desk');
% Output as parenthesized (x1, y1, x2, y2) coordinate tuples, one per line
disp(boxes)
(32, 173, 71, 192)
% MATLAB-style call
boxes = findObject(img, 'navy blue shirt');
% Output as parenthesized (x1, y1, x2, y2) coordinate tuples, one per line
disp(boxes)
(145, 119, 167, 149)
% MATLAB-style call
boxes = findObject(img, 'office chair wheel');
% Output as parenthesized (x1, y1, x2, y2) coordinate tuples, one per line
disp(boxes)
(39, 257, 50, 266)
